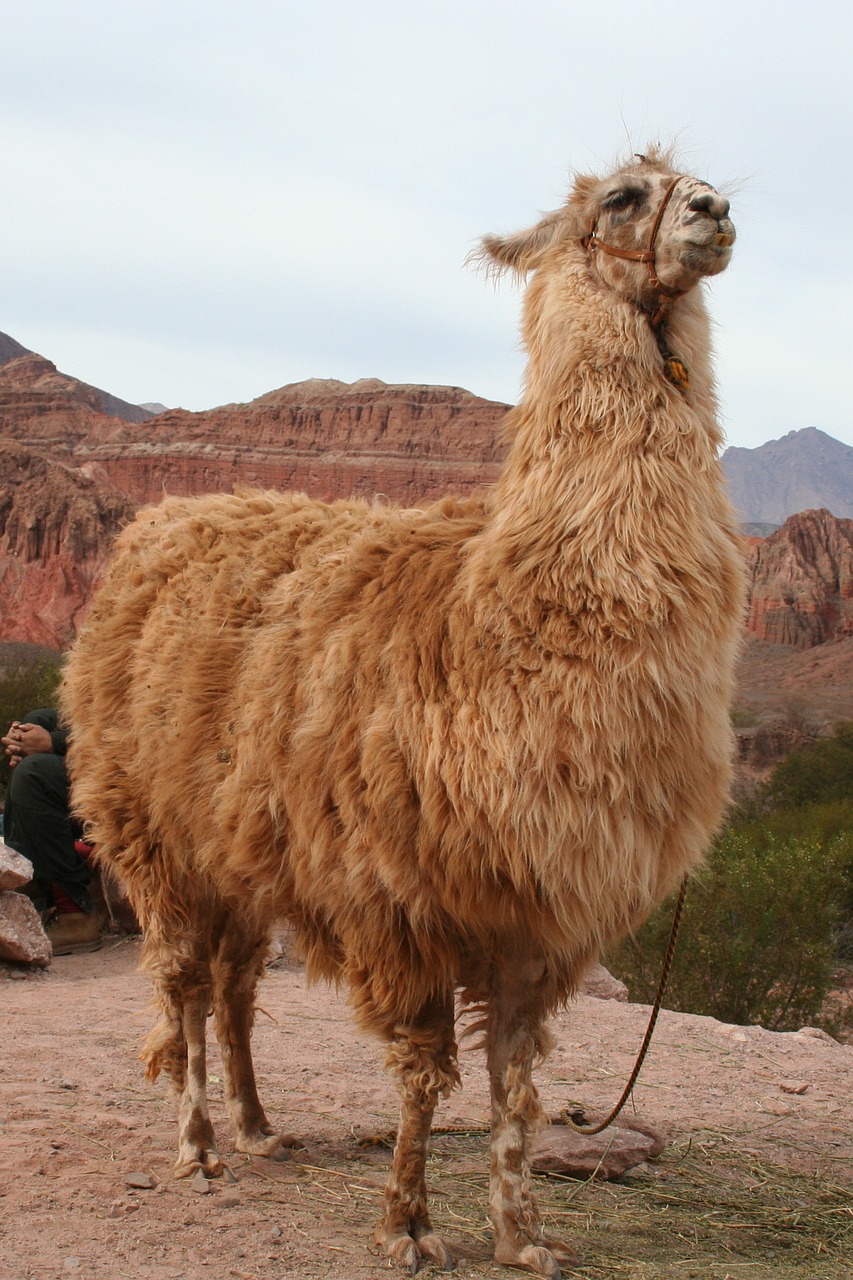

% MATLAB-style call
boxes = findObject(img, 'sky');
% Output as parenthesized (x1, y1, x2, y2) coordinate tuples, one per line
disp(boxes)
(2, 1, 851, 451)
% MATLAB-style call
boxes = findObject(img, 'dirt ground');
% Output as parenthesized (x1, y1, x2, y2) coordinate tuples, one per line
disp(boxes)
(1, 938, 851, 1280)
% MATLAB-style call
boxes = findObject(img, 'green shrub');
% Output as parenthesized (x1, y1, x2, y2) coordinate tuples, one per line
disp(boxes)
(608, 829, 848, 1031)
(765, 721, 853, 810)
(0, 648, 64, 799)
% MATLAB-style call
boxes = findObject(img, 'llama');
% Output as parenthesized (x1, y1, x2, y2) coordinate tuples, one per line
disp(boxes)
(62, 148, 746, 1279)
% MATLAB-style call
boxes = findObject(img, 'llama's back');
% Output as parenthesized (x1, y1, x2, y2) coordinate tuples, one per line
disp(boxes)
(62, 487, 485, 937)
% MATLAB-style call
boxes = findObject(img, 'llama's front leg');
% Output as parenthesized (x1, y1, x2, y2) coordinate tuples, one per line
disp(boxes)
(174, 993, 225, 1178)
(487, 964, 579, 1280)
(375, 992, 459, 1272)
(212, 925, 297, 1161)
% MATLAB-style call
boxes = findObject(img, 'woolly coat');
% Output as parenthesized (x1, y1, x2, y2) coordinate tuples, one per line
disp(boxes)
(63, 232, 746, 1039)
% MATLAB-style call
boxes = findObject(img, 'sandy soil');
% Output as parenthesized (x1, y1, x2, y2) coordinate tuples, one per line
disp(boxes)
(1, 939, 851, 1280)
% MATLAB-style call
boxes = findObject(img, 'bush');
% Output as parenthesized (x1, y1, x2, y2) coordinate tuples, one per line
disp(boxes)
(0, 647, 64, 799)
(608, 828, 848, 1032)
(765, 721, 853, 810)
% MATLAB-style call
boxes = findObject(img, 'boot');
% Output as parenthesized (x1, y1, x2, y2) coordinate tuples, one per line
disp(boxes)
(47, 910, 103, 955)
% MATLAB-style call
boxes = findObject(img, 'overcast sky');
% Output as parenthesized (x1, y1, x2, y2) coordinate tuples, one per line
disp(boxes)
(2, 1, 851, 450)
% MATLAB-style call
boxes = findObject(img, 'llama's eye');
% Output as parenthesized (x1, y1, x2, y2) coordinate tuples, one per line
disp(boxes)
(603, 190, 639, 211)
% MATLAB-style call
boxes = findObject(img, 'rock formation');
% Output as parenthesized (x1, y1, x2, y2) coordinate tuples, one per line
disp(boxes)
(747, 509, 853, 649)
(54, 378, 509, 506)
(0, 440, 135, 648)
(0, 371, 511, 648)
(1, 340, 852, 677)
(0, 333, 155, 426)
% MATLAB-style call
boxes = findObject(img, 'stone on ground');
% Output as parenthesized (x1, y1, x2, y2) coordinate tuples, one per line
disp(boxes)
(0, 890, 51, 966)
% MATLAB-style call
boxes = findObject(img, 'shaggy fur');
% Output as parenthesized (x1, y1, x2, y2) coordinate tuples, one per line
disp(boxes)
(62, 149, 746, 1279)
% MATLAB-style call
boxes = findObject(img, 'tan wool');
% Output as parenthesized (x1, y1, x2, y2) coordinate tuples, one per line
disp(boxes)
(62, 147, 747, 1278)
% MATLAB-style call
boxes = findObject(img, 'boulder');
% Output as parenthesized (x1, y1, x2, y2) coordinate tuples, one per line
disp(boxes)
(531, 1115, 666, 1180)
(579, 962, 628, 1001)
(0, 840, 33, 890)
(0, 890, 51, 966)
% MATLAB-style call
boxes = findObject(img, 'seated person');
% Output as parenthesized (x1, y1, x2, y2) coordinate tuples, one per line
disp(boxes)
(2, 708, 101, 952)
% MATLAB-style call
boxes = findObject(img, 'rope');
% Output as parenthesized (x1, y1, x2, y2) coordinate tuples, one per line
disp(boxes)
(356, 875, 690, 1148)
(560, 873, 689, 1135)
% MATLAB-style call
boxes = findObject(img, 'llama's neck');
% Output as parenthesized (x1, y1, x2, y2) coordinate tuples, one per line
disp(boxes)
(463, 264, 740, 651)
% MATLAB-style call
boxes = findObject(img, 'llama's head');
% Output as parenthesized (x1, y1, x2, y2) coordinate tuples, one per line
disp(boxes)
(479, 149, 735, 313)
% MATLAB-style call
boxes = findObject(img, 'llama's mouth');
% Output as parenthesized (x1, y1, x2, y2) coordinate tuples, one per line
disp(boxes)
(677, 239, 734, 278)
(685, 219, 736, 252)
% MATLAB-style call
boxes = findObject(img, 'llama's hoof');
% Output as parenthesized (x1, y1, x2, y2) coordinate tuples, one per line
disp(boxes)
(494, 1239, 578, 1279)
(375, 1224, 454, 1273)
(414, 1230, 454, 1270)
(173, 1149, 225, 1179)
(235, 1130, 303, 1161)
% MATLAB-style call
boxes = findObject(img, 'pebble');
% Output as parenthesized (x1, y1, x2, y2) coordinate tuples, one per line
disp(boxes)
(223, 1166, 238, 1184)
(63, 1259, 82, 1271)
(124, 1171, 158, 1189)
(190, 1168, 211, 1195)
(779, 1080, 809, 1095)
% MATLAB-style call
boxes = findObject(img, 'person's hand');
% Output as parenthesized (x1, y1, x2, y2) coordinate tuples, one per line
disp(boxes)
(2, 721, 53, 768)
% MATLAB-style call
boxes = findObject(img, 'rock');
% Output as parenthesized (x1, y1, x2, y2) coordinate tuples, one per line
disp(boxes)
(795, 1026, 838, 1045)
(0, 890, 51, 966)
(779, 1081, 809, 1095)
(124, 1172, 158, 1189)
(746, 509, 853, 649)
(0, 842, 33, 891)
(190, 1168, 211, 1194)
(0, 439, 135, 648)
(579, 962, 628, 1002)
(531, 1116, 666, 1180)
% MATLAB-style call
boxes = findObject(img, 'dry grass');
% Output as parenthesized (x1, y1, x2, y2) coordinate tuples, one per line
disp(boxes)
(236, 1129, 852, 1280)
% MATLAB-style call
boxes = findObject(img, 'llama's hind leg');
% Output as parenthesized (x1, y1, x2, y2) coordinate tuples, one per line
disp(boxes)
(487, 961, 579, 1280)
(141, 932, 224, 1178)
(375, 991, 459, 1272)
(211, 917, 298, 1161)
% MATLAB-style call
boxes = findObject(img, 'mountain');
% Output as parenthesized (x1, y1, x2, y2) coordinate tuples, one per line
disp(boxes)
(722, 428, 853, 525)
(1, 334, 853, 737)
(1, 365, 511, 507)
(0, 331, 155, 426)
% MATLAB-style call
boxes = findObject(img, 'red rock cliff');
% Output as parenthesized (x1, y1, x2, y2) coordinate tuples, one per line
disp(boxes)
(77, 378, 511, 505)
(747, 509, 853, 648)
(0, 440, 135, 648)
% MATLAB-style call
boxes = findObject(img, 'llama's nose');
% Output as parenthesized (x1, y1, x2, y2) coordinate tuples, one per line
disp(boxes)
(687, 190, 730, 221)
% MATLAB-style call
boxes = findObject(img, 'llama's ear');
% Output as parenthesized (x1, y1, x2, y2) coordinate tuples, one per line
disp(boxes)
(472, 209, 566, 278)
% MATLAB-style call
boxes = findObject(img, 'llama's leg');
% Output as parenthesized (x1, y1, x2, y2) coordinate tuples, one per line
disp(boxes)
(211, 918, 297, 1161)
(374, 991, 459, 1271)
(140, 927, 224, 1178)
(174, 991, 225, 1177)
(487, 962, 579, 1280)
